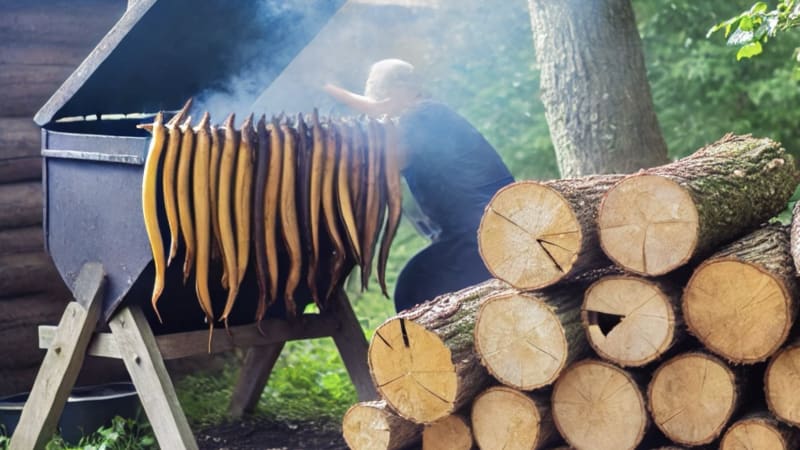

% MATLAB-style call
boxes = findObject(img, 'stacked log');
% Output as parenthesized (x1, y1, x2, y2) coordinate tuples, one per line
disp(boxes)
(343, 134, 800, 449)
(0, 0, 127, 395)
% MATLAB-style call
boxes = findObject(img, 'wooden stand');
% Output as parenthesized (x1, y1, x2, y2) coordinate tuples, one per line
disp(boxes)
(11, 262, 376, 450)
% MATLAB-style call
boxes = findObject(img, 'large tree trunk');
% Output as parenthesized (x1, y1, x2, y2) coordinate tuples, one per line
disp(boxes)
(682, 225, 798, 364)
(598, 134, 799, 276)
(527, 0, 669, 177)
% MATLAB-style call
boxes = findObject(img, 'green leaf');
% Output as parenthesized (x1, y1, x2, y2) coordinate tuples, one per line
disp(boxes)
(736, 41, 763, 59)
(740, 15, 754, 31)
(752, 2, 769, 14)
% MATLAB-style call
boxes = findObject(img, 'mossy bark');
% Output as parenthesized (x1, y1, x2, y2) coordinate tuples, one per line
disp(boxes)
(392, 280, 514, 417)
(640, 134, 797, 258)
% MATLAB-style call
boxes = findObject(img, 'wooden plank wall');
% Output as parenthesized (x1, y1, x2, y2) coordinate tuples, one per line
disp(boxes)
(0, 0, 128, 395)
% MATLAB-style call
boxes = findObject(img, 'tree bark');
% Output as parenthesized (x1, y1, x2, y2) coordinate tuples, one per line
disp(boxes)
(471, 386, 556, 450)
(720, 411, 800, 450)
(422, 414, 472, 450)
(474, 288, 588, 390)
(598, 134, 799, 276)
(790, 201, 800, 274)
(682, 225, 798, 364)
(583, 275, 684, 367)
(527, 0, 668, 177)
(479, 176, 621, 290)
(765, 339, 800, 427)
(368, 280, 513, 423)
(552, 359, 649, 450)
(648, 352, 741, 446)
(342, 400, 422, 450)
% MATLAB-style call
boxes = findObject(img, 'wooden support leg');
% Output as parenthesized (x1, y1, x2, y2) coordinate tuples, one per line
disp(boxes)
(228, 343, 285, 418)
(331, 291, 378, 401)
(109, 306, 197, 450)
(10, 263, 105, 450)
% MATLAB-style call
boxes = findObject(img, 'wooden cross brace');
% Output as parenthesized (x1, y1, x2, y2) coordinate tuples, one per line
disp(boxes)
(10, 262, 376, 450)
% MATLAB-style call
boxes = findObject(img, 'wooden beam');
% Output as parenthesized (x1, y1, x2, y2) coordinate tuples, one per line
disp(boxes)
(39, 313, 340, 360)
(0, 1, 127, 117)
(0, 118, 40, 160)
(228, 343, 285, 418)
(0, 226, 44, 256)
(0, 182, 43, 228)
(109, 305, 197, 450)
(331, 291, 377, 401)
(0, 293, 69, 371)
(0, 158, 41, 184)
(0, 252, 65, 299)
(10, 262, 105, 450)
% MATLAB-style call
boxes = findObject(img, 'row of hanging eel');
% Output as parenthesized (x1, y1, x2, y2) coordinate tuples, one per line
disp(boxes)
(140, 100, 403, 339)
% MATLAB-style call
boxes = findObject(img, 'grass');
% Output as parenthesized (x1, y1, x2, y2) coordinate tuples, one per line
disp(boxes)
(0, 223, 426, 449)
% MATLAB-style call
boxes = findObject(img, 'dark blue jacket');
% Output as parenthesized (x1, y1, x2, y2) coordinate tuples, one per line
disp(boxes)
(394, 101, 514, 311)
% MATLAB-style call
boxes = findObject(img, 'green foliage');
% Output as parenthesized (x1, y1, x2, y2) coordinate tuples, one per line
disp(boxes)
(636, 0, 800, 160)
(708, 1, 800, 62)
(0, 417, 156, 450)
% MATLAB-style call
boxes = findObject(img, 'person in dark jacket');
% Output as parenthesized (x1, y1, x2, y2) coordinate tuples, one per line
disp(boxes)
(325, 59, 514, 312)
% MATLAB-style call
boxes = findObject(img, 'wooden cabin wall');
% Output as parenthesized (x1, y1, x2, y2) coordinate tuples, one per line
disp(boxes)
(0, 0, 128, 396)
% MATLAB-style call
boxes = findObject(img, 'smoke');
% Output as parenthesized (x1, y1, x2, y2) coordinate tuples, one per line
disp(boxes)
(193, 0, 536, 128)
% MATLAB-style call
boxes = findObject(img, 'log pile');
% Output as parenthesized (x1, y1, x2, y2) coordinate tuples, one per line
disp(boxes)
(342, 134, 800, 449)
(0, 0, 128, 395)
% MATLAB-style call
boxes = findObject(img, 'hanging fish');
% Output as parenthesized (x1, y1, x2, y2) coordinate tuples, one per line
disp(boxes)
(321, 120, 347, 303)
(192, 113, 215, 349)
(162, 99, 192, 265)
(217, 114, 239, 329)
(253, 115, 270, 329)
(279, 120, 303, 317)
(335, 119, 362, 265)
(176, 116, 196, 284)
(377, 119, 402, 297)
(139, 112, 167, 322)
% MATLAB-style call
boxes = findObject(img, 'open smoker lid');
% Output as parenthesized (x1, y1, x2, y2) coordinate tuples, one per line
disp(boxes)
(34, 0, 346, 126)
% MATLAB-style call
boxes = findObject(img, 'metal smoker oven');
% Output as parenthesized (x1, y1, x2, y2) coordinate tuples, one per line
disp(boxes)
(36, 0, 345, 327)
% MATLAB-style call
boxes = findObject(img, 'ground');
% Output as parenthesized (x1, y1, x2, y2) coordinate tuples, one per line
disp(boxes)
(197, 419, 347, 450)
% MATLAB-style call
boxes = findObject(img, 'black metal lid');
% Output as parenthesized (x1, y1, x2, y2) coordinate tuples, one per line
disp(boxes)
(34, 0, 344, 126)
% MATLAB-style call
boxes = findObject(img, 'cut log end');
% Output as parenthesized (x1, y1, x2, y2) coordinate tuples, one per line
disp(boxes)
(479, 182, 581, 290)
(684, 259, 793, 363)
(583, 276, 676, 367)
(720, 418, 790, 450)
(474, 292, 568, 390)
(765, 344, 800, 426)
(598, 175, 699, 275)
(552, 360, 647, 450)
(422, 415, 472, 450)
(342, 401, 421, 450)
(471, 386, 549, 450)
(369, 318, 457, 423)
(648, 353, 737, 445)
